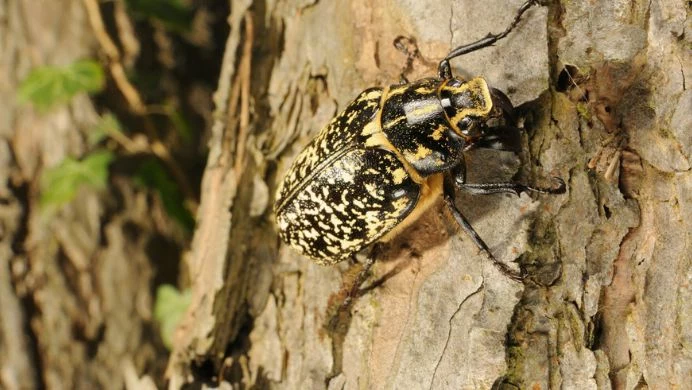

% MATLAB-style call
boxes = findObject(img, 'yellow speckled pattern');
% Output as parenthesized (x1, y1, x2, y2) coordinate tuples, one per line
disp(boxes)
(275, 88, 421, 264)
(276, 148, 419, 264)
(275, 88, 383, 212)
(439, 77, 493, 132)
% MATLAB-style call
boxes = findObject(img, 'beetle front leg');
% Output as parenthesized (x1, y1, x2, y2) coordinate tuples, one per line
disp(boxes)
(452, 157, 566, 195)
(456, 176, 567, 196)
(453, 160, 566, 195)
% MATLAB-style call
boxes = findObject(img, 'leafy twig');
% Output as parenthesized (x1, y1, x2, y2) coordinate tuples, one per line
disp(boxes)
(82, 0, 197, 211)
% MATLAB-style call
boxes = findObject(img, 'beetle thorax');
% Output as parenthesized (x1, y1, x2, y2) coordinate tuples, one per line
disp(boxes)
(379, 78, 466, 177)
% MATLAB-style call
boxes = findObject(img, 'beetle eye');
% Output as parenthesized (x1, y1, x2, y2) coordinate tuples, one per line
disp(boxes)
(457, 117, 480, 137)
(447, 79, 462, 88)
(457, 117, 472, 131)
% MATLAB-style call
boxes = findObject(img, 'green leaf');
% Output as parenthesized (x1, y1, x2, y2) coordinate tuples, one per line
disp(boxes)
(18, 60, 105, 111)
(89, 113, 124, 146)
(134, 159, 195, 231)
(125, 0, 194, 31)
(40, 151, 114, 209)
(154, 284, 191, 349)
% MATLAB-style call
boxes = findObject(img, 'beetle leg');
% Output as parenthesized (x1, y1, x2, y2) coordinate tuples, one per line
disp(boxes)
(444, 171, 524, 280)
(341, 244, 381, 309)
(452, 156, 566, 195)
(457, 177, 566, 196)
(443, 181, 524, 281)
(393, 36, 417, 84)
(438, 0, 539, 78)
(475, 126, 523, 153)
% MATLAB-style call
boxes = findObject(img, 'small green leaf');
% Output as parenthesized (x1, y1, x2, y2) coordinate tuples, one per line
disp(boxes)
(18, 60, 105, 111)
(40, 151, 114, 209)
(154, 284, 191, 349)
(134, 159, 194, 231)
(89, 113, 124, 146)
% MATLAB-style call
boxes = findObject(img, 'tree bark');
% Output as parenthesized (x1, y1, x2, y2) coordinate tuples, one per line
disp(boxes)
(169, 0, 690, 388)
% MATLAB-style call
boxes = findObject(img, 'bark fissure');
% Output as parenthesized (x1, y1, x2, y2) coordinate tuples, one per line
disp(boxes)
(430, 280, 484, 389)
(17, 291, 45, 388)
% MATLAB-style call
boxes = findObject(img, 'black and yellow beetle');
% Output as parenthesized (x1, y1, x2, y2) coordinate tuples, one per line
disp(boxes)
(274, 0, 565, 282)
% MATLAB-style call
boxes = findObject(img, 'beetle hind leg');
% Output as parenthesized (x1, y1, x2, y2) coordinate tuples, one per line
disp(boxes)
(341, 246, 380, 309)
(328, 243, 384, 327)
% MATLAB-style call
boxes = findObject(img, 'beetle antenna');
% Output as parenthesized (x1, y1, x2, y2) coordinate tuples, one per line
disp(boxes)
(438, 0, 540, 79)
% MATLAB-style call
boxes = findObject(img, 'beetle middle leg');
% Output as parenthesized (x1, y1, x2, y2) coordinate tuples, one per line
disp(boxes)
(393, 35, 437, 84)
(444, 160, 565, 280)
(443, 174, 524, 281)
(393, 35, 422, 84)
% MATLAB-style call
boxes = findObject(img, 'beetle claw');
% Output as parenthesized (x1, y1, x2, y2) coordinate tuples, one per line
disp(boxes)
(528, 176, 567, 194)
(549, 177, 567, 193)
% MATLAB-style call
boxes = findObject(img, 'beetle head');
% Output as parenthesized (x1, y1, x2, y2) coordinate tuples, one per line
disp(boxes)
(438, 77, 494, 140)
(439, 78, 521, 151)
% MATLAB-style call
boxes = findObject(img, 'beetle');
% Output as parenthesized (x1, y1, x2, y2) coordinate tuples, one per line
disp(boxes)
(274, 0, 565, 288)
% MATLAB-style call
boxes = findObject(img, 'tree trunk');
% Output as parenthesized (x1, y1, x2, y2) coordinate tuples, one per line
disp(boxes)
(169, 0, 690, 388)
